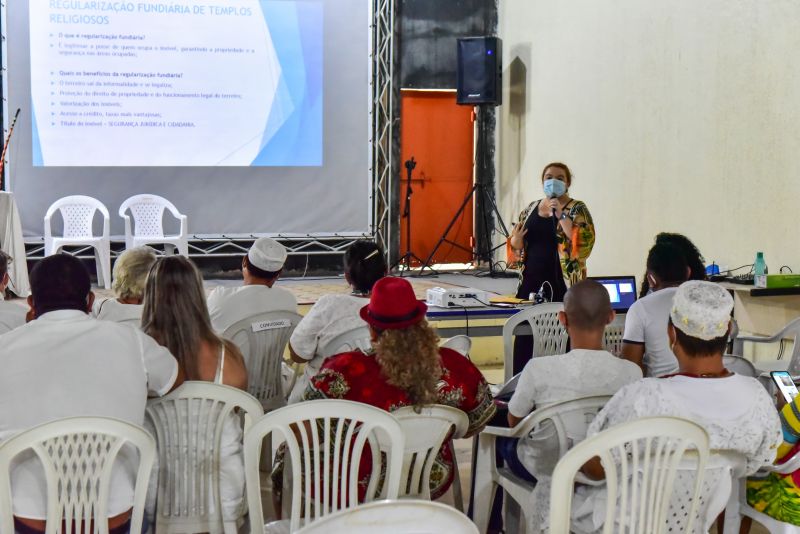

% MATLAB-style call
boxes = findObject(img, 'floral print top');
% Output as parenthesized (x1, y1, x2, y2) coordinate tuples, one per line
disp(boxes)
(304, 347, 496, 500)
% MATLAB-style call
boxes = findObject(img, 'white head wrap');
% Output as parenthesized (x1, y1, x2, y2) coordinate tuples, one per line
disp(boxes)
(247, 237, 287, 272)
(670, 280, 732, 340)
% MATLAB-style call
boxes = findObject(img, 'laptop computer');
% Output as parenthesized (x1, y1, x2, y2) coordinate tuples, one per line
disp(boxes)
(588, 275, 638, 314)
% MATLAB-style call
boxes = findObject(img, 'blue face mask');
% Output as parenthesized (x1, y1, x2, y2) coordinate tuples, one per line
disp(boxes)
(543, 179, 567, 198)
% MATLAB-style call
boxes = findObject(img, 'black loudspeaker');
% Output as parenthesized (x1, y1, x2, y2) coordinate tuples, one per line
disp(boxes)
(456, 37, 502, 106)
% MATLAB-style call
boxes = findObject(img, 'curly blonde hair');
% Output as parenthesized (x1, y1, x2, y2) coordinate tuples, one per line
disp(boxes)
(374, 321, 443, 406)
(112, 246, 157, 301)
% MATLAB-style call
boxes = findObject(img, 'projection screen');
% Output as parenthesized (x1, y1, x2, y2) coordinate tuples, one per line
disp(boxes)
(2, 0, 371, 237)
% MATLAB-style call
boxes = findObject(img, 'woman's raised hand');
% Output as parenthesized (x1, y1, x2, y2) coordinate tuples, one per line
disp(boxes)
(509, 221, 528, 250)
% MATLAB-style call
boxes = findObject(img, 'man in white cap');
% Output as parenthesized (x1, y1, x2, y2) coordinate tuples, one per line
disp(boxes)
(206, 237, 298, 334)
(561, 281, 781, 533)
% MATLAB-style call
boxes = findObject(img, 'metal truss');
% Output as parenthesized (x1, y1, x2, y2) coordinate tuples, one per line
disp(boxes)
(23, 234, 373, 260)
(371, 0, 396, 263)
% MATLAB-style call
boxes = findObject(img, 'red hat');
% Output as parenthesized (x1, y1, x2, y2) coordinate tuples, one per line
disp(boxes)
(360, 277, 427, 330)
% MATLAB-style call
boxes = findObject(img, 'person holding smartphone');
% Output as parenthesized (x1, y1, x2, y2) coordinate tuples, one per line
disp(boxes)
(746, 377, 800, 527)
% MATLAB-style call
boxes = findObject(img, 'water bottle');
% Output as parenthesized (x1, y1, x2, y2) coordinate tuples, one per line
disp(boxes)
(754, 252, 766, 276)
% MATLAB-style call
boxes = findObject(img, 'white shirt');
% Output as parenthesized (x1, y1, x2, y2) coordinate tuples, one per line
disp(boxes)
(623, 287, 679, 377)
(91, 298, 143, 326)
(508, 349, 642, 480)
(288, 294, 368, 401)
(0, 310, 179, 519)
(0, 300, 26, 334)
(207, 284, 298, 334)
(564, 375, 782, 534)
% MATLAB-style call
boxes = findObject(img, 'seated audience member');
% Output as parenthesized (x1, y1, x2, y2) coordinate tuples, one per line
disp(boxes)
(569, 281, 781, 533)
(141, 255, 248, 521)
(0, 250, 25, 333)
(0, 254, 181, 533)
(206, 237, 297, 333)
(639, 232, 707, 297)
(92, 246, 157, 325)
(287, 240, 387, 402)
(621, 241, 690, 377)
(746, 390, 800, 526)
(500, 281, 642, 512)
(273, 277, 495, 510)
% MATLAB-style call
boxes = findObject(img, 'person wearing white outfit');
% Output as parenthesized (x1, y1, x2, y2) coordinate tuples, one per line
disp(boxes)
(288, 240, 387, 402)
(0, 250, 26, 333)
(92, 246, 157, 326)
(496, 281, 641, 532)
(207, 237, 297, 334)
(0, 254, 181, 533)
(142, 255, 249, 522)
(560, 281, 782, 534)
(621, 241, 691, 377)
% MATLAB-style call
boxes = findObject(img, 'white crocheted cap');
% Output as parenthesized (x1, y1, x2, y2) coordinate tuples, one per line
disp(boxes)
(248, 237, 287, 272)
(670, 280, 733, 340)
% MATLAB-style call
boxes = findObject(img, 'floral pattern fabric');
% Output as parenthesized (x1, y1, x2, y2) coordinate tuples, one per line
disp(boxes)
(304, 347, 496, 500)
(511, 199, 595, 287)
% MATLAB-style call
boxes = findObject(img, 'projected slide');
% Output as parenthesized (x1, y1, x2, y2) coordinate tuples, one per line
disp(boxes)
(29, 1, 322, 167)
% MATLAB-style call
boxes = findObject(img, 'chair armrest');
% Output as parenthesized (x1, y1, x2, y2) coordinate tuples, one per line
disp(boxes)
(771, 452, 800, 474)
(178, 215, 187, 237)
(737, 333, 784, 344)
(480, 424, 516, 438)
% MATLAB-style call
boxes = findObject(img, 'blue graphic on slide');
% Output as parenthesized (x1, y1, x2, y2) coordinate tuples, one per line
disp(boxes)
(253, 1, 323, 166)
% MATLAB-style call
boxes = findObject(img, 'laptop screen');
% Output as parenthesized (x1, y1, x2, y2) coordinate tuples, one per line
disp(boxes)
(588, 276, 638, 313)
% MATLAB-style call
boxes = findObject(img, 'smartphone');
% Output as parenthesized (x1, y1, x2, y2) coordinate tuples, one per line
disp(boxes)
(772, 371, 799, 404)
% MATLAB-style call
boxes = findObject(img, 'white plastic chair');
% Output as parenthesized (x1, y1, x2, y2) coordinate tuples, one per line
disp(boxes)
(472, 395, 611, 533)
(440, 335, 473, 357)
(391, 405, 469, 509)
(725, 450, 800, 533)
(44, 195, 111, 289)
(145, 382, 264, 534)
(603, 315, 626, 357)
(223, 311, 303, 411)
(732, 317, 800, 376)
(722, 354, 758, 377)
(295, 499, 479, 533)
(118, 194, 189, 256)
(243, 399, 405, 533)
(502, 303, 567, 381)
(549, 416, 711, 534)
(0, 416, 155, 534)
(319, 325, 373, 358)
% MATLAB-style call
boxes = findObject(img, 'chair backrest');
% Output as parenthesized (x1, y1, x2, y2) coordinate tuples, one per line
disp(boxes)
(295, 499, 479, 534)
(244, 400, 405, 533)
(603, 315, 626, 357)
(119, 194, 183, 238)
(512, 395, 612, 479)
(731, 316, 800, 375)
(222, 310, 303, 411)
(439, 335, 472, 357)
(502, 303, 567, 381)
(145, 382, 263, 529)
(319, 325, 373, 358)
(722, 354, 758, 377)
(390, 405, 469, 499)
(549, 416, 710, 534)
(45, 195, 109, 239)
(0, 416, 155, 534)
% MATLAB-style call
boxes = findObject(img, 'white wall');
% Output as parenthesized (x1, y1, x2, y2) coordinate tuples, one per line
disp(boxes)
(497, 0, 800, 280)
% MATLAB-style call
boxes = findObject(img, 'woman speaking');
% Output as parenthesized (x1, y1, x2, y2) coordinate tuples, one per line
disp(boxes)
(508, 162, 596, 301)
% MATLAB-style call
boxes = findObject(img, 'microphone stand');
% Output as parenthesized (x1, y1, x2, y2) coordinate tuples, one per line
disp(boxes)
(392, 157, 427, 275)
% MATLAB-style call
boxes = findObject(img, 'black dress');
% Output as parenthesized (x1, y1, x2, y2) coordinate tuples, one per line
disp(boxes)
(515, 201, 568, 301)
